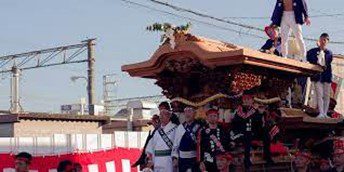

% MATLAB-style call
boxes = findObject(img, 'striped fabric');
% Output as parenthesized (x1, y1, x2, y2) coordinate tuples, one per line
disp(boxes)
(2, 159, 132, 172)
(269, 125, 280, 139)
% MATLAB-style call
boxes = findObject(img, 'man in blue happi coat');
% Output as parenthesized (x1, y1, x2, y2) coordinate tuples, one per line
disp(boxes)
(172, 106, 201, 172)
(271, 0, 310, 60)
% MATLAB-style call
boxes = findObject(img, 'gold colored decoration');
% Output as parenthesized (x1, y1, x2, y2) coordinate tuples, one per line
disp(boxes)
(254, 97, 281, 104)
(232, 72, 262, 93)
(171, 93, 242, 107)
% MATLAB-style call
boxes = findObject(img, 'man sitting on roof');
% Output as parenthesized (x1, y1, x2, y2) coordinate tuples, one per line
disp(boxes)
(306, 33, 333, 118)
(260, 26, 282, 56)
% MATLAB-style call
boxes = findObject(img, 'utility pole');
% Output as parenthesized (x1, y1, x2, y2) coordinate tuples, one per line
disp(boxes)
(10, 66, 22, 113)
(103, 74, 118, 116)
(85, 39, 96, 115)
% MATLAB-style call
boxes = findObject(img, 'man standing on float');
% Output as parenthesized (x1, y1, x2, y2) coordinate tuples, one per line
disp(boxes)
(306, 33, 333, 118)
(271, 0, 310, 60)
(172, 106, 201, 172)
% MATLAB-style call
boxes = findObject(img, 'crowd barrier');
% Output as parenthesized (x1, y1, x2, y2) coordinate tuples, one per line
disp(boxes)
(0, 147, 141, 172)
(0, 132, 149, 172)
(0, 131, 149, 155)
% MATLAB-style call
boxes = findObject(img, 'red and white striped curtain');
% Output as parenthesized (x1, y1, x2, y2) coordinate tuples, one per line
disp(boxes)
(0, 147, 141, 172)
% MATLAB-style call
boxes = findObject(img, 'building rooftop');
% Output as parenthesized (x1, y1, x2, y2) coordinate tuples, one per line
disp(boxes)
(0, 112, 110, 125)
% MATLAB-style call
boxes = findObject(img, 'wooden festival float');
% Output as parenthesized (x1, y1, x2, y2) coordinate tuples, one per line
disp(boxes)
(122, 24, 344, 171)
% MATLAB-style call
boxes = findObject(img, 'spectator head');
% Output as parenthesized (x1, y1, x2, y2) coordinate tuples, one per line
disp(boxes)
(206, 109, 219, 125)
(184, 106, 196, 123)
(216, 152, 233, 171)
(293, 151, 311, 169)
(158, 101, 171, 111)
(57, 160, 74, 172)
(318, 33, 330, 48)
(333, 147, 344, 167)
(319, 159, 331, 172)
(159, 102, 173, 125)
(73, 163, 82, 172)
(15, 152, 32, 172)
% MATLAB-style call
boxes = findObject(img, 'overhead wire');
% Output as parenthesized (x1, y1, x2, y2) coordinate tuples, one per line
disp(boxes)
(119, 0, 266, 41)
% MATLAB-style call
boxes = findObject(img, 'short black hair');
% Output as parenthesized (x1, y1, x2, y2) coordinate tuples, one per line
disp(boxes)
(57, 160, 73, 172)
(320, 33, 330, 40)
(15, 152, 32, 162)
(158, 101, 171, 111)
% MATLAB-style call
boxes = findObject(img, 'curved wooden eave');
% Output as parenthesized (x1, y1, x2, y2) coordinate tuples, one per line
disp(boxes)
(121, 36, 323, 78)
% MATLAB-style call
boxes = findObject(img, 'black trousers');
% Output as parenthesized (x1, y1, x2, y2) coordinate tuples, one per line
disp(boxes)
(179, 158, 200, 172)
(244, 131, 252, 170)
(204, 161, 218, 172)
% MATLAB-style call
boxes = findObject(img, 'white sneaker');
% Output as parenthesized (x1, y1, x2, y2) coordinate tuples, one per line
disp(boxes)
(323, 115, 331, 118)
(316, 114, 326, 118)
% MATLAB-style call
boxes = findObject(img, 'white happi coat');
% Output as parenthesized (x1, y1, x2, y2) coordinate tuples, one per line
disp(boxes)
(146, 121, 177, 172)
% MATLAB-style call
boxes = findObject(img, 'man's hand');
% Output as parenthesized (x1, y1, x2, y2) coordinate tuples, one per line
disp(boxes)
(305, 17, 311, 26)
(172, 157, 178, 167)
(146, 155, 154, 169)
(146, 160, 154, 169)
(200, 162, 206, 172)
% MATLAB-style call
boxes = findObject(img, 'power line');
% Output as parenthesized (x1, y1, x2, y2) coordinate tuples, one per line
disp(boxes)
(120, 0, 266, 40)
(222, 13, 344, 20)
(148, 0, 344, 45)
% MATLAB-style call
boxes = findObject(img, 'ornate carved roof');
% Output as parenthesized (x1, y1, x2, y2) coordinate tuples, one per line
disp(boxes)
(122, 33, 322, 78)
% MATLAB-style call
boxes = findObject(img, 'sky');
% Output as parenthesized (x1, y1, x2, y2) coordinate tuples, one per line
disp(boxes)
(0, 0, 344, 112)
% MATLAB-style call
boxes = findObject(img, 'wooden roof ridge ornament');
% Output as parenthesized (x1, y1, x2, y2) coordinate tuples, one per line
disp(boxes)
(122, 34, 322, 78)
(122, 27, 324, 100)
(146, 22, 194, 49)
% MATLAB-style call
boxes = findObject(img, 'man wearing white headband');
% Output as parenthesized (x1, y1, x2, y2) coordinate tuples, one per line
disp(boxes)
(146, 102, 178, 172)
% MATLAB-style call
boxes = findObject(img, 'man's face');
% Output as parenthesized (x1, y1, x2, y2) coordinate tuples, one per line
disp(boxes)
(333, 149, 344, 166)
(159, 109, 171, 124)
(207, 113, 218, 124)
(320, 161, 330, 171)
(258, 105, 267, 114)
(74, 163, 82, 172)
(319, 36, 329, 48)
(232, 155, 244, 166)
(216, 157, 231, 171)
(294, 155, 310, 168)
(242, 95, 254, 107)
(15, 158, 30, 172)
(184, 107, 195, 123)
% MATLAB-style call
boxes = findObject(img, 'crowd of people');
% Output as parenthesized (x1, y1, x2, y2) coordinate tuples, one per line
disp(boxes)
(13, 152, 82, 172)
(135, 99, 344, 172)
